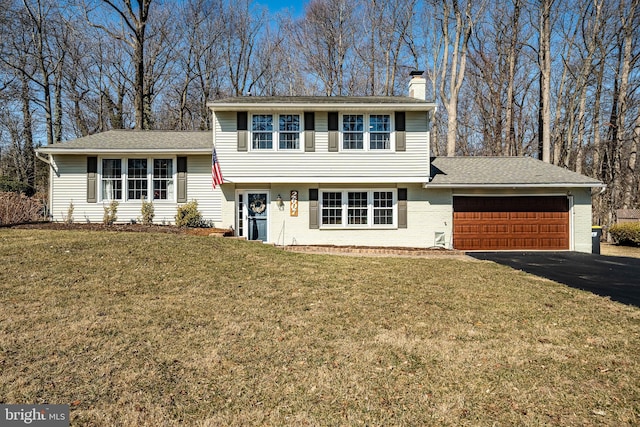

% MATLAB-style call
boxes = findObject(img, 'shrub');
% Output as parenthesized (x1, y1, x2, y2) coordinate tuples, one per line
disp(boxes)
(609, 222, 640, 246)
(103, 200, 119, 225)
(175, 200, 203, 227)
(66, 202, 74, 224)
(141, 198, 155, 225)
(0, 192, 45, 225)
(0, 177, 34, 196)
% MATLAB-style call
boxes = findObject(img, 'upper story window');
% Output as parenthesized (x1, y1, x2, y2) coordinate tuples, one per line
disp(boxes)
(369, 115, 391, 149)
(341, 114, 392, 151)
(342, 114, 364, 149)
(100, 157, 175, 202)
(252, 114, 273, 149)
(279, 114, 300, 149)
(251, 113, 302, 151)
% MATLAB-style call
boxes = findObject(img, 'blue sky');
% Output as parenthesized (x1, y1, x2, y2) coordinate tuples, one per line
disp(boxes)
(255, 0, 303, 16)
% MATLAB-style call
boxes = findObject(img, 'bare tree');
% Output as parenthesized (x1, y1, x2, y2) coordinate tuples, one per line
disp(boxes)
(290, 0, 356, 96)
(430, 0, 483, 156)
(87, 0, 153, 130)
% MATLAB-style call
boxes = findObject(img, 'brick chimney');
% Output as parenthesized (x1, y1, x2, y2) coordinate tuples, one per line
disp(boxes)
(408, 70, 426, 100)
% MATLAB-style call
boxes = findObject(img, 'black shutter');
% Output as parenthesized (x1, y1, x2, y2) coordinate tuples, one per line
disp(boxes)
(87, 156, 97, 203)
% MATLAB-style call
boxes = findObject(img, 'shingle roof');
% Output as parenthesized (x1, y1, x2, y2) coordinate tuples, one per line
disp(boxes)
(37, 130, 212, 153)
(211, 96, 430, 104)
(429, 157, 602, 187)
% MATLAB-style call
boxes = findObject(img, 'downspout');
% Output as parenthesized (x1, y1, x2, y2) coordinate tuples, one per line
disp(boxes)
(34, 151, 55, 220)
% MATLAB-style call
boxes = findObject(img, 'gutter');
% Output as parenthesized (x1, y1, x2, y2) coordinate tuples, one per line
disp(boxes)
(208, 103, 436, 112)
(423, 182, 605, 189)
(35, 150, 51, 165)
(35, 148, 212, 155)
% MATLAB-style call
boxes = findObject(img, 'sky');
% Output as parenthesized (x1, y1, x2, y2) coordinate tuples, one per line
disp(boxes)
(255, 0, 304, 17)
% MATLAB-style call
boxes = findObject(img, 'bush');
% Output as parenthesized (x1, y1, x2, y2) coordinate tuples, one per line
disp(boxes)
(0, 192, 45, 225)
(103, 200, 119, 225)
(66, 202, 74, 224)
(0, 177, 34, 196)
(609, 222, 640, 246)
(175, 200, 203, 227)
(141, 198, 155, 225)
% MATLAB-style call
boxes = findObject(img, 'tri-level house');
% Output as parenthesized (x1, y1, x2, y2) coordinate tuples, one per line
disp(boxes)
(37, 72, 602, 252)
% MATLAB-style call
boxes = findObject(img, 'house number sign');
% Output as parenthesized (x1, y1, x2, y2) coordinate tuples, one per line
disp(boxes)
(290, 190, 298, 217)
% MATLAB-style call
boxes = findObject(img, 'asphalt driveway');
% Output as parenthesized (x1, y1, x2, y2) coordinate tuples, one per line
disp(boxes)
(469, 252, 640, 307)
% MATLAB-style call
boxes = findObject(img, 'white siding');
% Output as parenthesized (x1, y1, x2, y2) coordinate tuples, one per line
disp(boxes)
(572, 187, 594, 253)
(224, 184, 452, 248)
(214, 111, 430, 183)
(50, 154, 223, 226)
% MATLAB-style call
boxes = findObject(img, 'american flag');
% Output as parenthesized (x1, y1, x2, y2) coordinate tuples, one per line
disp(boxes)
(212, 148, 224, 188)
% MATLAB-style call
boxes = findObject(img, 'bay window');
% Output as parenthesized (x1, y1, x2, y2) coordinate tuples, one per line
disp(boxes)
(320, 189, 396, 228)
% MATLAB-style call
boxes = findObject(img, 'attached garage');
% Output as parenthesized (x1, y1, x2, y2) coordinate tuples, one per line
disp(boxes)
(453, 196, 570, 250)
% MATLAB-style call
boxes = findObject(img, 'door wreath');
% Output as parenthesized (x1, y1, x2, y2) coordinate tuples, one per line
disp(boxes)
(249, 198, 266, 214)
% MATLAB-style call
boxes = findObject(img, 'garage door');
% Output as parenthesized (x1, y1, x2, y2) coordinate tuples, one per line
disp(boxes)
(453, 196, 569, 250)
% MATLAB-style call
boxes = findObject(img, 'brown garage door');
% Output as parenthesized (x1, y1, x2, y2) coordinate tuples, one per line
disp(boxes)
(453, 196, 569, 250)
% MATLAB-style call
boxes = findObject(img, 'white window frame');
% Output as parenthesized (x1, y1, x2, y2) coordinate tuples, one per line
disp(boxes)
(98, 156, 177, 202)
(250, 113, 304, 151)
(319, 189, 397, 229)
(340, 113, 394, 151)
(100, 158, 123, 202)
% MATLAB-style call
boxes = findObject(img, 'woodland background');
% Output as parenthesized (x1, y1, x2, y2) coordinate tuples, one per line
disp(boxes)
(0, 0, 638, 228)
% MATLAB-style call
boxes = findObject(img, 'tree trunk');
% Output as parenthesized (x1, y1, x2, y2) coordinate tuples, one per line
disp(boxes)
(538, 0, 552, 163)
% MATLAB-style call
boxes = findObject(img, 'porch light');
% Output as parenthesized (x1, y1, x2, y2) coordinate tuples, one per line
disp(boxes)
(276, 194, 284, 210)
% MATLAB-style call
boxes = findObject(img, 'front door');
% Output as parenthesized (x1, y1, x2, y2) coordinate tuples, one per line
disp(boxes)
(238, 191, 269, 241)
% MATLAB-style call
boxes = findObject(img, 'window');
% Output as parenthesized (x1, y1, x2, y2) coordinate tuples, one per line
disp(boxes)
(347, 191, 368, 225)
(279, 114, 300, 149)
(100, 157, 175, 202)
(320, 190, 396, 228)
(251, 113, 302, 150)
(342, 114, 392, 150)
(153, 159, 173, 200)
(369, 115, 391, 149)
(321, 191, 343, 225)
(342, 114, 364, 149)
(252, 114, 273, 149)
(127, 159, 148, 200)
(102, 159, 122, 200)
(373, 191, 393, 224)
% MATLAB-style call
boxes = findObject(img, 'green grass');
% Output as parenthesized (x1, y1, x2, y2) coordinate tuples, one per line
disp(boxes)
(1, 229, 639, 426)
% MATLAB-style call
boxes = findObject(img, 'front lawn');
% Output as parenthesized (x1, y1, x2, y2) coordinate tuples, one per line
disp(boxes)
(1, 230, 638, 426)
